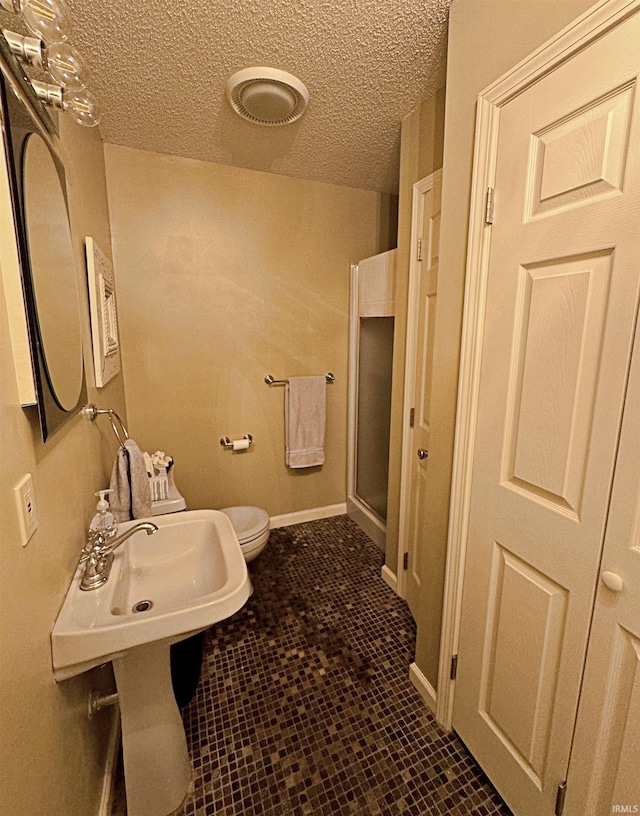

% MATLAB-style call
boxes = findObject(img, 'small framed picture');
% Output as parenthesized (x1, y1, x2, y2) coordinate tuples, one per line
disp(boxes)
(86, 236, 121, 387)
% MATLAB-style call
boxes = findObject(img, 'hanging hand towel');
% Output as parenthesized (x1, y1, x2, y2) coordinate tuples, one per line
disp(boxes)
(109, 439, 152, 522)
(285, 376, 326, 468)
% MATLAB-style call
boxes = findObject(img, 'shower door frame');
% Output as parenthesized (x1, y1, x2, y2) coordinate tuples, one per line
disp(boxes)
(347, 262, 388, 551)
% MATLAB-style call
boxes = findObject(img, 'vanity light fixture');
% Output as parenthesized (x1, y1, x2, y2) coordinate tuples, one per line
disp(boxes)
(3, 30, 85, 89)
(0, 0, 100, 126)
(30, 79, 100, 127)
(0, 0, 71, 44)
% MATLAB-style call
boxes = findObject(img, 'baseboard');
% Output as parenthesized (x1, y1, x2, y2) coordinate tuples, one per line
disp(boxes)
(380, 564, 397, 593)
(347, 496, 386, 551)
(98, 707, 121, 816)
(270, 502, 347, 529)
(409, 662, 437, 715)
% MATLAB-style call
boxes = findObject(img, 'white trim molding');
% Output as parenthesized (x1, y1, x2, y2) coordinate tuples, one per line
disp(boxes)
(269, 502, 347, 529)
(409, 662, 437, 714)
(380, 564, 398, 593)
(436, 0, 640, 731)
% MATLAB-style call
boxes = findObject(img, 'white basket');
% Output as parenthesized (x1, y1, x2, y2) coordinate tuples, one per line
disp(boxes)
(149, 467, 169, 501)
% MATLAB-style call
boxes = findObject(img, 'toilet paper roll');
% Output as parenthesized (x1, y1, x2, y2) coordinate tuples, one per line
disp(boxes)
(232, 438, 250, 451)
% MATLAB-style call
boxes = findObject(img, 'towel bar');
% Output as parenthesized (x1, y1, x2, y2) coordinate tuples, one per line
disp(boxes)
(265, 372, 335, 386)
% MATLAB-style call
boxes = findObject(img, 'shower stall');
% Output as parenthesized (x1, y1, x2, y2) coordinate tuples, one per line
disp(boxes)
(347, 249, 396, 550)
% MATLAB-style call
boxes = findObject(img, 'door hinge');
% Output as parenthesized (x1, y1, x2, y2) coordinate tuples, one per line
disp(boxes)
(417, 238, 423, 261)
(403, 552, 409, 570)
(555, 781, 567, 816)
(450, 654, 458, 680)
(409, 407, 415, 428)
(485, 186, 494, 225)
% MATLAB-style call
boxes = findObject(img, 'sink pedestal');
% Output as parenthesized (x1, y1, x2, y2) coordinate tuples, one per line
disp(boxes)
(113, 641, 191, 816)
(51, 511, 252, 812)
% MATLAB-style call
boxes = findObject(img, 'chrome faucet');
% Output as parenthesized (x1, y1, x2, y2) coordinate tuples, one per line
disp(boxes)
(80, 522, 158, 591)
(99, 522, 158, 554)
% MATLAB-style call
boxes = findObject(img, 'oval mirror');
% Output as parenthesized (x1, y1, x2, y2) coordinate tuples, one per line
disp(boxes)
(22, 132, 84, 411)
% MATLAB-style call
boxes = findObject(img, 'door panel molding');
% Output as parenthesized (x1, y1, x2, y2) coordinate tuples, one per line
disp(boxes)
(528, 81, 635, 218)
(501, 252, 613, 518)
(437, 0, 640, 736)
(480, 545, 569, 784)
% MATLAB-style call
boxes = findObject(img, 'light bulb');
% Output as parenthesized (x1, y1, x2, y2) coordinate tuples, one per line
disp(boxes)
(19, 0, 71, 44)
(44, 41, 85, 90)
(62, 87, 100, 127)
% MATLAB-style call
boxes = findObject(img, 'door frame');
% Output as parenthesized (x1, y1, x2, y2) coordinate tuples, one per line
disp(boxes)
(396, 169, 443, 598)
(436, 0, 640, 730)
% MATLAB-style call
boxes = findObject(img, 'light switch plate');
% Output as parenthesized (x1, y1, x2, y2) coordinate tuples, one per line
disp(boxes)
(14, 473, 38, 546)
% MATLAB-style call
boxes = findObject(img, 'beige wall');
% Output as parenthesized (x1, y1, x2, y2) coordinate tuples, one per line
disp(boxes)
(411, 0, 597, 689)
(0, 117, 126, 814)
(104, 145, 390, 516)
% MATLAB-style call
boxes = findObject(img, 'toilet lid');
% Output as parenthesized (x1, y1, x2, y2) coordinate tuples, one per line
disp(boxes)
(220, 506, 269, 543)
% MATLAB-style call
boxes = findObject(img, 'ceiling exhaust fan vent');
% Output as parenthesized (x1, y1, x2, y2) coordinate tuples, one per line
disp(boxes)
(225, 67, 309, 126)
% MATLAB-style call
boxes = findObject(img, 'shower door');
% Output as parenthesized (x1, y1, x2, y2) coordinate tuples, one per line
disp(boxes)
(347, 250, 396, 548)
(356, 315, 394, 519)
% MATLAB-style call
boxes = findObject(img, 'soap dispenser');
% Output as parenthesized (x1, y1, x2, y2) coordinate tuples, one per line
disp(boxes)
(89, 489, 118, 540)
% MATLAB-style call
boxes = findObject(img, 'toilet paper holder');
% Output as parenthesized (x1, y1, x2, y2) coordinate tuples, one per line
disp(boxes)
(220, 434, 253, 450)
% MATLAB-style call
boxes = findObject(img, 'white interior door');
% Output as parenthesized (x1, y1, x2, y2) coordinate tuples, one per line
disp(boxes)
(565, 324, 640, 816)
(404, 171, 441, 619)
(452, 9, 640, 816)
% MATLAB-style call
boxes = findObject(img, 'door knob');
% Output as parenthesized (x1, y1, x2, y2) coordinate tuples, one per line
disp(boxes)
(601, 571, 623, 592)
(417, 449, 429, 460)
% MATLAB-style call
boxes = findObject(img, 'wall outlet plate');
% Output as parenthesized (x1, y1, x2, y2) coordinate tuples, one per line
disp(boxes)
(14, 473, 38, 547)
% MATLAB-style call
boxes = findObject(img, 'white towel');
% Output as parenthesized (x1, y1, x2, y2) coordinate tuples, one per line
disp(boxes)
(285, 376, 326, 468)
(109, 439, 152, 522)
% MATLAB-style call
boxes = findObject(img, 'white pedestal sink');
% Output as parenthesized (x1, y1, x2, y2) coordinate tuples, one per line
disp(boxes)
(52, 510, 252, 816)
(113, 642, 191, 816)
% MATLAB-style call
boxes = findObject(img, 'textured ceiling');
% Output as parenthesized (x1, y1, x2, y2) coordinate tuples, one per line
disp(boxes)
(65, 0, 452, 194)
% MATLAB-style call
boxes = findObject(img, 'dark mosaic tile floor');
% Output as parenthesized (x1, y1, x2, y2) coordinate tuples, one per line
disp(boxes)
(112, 515, 511, 816)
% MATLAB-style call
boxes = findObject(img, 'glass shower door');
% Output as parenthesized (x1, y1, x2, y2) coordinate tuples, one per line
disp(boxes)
(355, 316, 394, 521)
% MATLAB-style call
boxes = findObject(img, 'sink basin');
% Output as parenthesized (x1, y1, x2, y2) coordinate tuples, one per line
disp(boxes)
(52, 509, 251, 681)
(51, 509, 252, 816)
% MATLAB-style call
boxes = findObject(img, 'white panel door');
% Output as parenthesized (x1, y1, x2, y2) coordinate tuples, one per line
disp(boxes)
(406, 171, 441, 619)
(452, 10, 640, 816)
(565, 325, 640, 816)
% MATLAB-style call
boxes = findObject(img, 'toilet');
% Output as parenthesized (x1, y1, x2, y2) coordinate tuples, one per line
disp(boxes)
(149, 467, 270, 563)
(219, 505, 270, 563)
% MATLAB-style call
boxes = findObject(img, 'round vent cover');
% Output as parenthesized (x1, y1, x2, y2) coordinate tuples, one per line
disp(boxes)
(225, 67, 309, 126)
